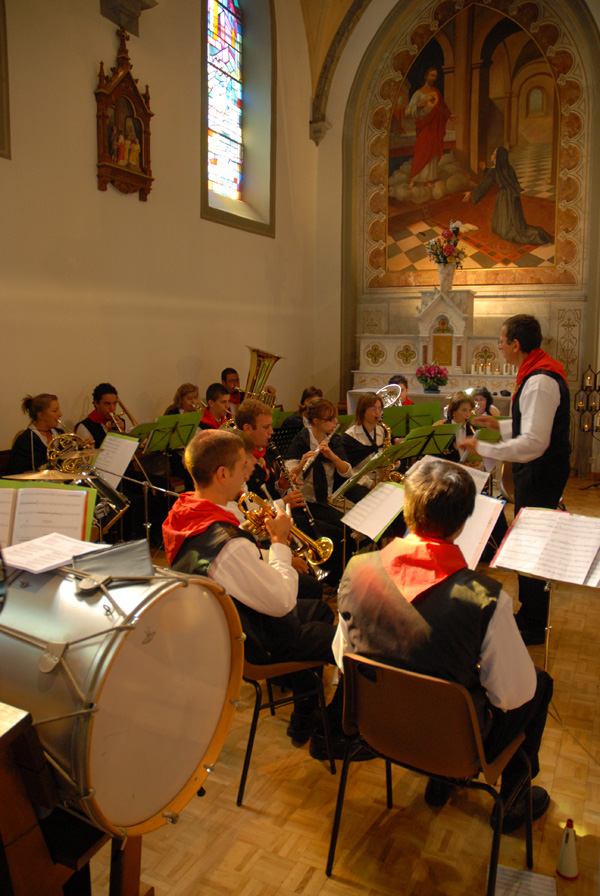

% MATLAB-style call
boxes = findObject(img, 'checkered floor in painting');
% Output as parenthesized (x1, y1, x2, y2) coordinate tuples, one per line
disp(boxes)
(387, 142, 556, 273)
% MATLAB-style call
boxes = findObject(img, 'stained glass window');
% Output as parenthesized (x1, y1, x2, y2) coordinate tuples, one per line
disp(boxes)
(207, 0, 242, 200)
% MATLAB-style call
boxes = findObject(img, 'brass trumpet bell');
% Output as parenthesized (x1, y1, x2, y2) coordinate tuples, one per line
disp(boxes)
(238, 492, 333, 565)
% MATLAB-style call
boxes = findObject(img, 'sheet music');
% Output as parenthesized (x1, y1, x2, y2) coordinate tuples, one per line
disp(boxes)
(491, 508, 600, 586)
(455, 494, 504, 569)
(583, 547, 600, 588)
(11, 489, 88, 544)
(94, 431, 138, 489)
(0, 488, 17, 547)
(494, 864, 556, 895)
(341, 482, 405, 541)
(443, 460, 490, 494)
(1, 532, 108, 574)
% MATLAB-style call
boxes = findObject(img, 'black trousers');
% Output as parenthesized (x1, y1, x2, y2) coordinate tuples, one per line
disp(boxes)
(513, 454, 570, 628)
(484, 667, 553, 793)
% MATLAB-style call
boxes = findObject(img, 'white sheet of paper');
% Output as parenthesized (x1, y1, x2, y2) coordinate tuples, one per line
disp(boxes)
(491, 508, 600, 586)
(11, 489, 88, 544)
(443, 459, 490, 494)
(455, 494, 504, 569)
(1, 532, 108, 574)
(93, 431, 138, 489)
(0, 488, 17, 547)
(341, 481, 405, 541)
(494, 864, 556, 895)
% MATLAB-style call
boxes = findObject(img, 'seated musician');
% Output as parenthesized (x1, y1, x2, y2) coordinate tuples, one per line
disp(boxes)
(334, 456, 553, 828)
(164, 384, 200, 491)
(388, 374, 414, 405)
(281, 386, 323, 430)
(285, 398, 353, 586)
(199, 383, 231, 430)
(473, 385, 501, 417)
(221, 367, 242, 418)
(341, 391, 386, 502)
(164, 383, 200, 415)
(7, 393, 64, 474)
(162, 429, 336, 746)
(433, 390, 476, 462)
(75, 382, 123, 448)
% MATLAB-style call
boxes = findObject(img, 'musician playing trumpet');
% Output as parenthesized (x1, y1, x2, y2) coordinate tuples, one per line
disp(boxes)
(75, 382, 125, 448)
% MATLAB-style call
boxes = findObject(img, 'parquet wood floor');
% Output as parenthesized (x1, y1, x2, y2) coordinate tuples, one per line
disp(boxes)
(90, 476, 600, 895)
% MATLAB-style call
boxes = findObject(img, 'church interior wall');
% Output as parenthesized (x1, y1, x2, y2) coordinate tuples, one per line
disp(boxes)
(0, 0, 321, 444)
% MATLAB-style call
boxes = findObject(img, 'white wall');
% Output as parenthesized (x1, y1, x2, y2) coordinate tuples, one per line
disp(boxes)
(0, 0, 319, 445)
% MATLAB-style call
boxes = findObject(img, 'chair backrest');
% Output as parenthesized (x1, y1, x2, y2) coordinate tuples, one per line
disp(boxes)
(342, 654, 488, 780)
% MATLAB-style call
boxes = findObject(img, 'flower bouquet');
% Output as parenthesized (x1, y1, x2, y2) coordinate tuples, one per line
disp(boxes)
(425, 220, 466, 268)
(415, 364, 449, 393)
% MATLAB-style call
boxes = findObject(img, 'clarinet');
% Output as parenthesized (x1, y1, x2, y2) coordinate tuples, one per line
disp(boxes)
(300, 424, 340, 479)
(267, 438, 321, 538)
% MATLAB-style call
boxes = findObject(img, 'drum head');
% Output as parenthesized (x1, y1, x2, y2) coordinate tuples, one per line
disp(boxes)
(85, 578, 242, 834)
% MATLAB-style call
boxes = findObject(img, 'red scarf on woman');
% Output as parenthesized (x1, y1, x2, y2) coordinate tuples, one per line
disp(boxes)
(514, 349, 567, 402)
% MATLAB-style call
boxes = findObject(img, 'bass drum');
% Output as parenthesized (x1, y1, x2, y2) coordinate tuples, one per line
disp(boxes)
(0, 571, 243, 837)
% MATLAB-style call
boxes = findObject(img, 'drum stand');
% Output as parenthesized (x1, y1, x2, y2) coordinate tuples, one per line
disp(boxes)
(0, 702, 154, 896)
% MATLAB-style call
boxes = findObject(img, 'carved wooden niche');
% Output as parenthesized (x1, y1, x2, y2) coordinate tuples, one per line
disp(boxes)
(95, 29, 153, 201)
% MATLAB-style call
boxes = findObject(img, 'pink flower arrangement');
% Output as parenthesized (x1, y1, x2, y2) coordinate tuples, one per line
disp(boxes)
(415, 364, 449, 389)
(426, 221, 466, 267)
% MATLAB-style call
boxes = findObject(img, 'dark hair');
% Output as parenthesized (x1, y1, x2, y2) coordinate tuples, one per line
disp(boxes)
(305, 398, 337, 424)
(206, 382, 230, 403)
(93, 382, 118, 403)
(169, 383, 198, 411)
(185, 430, 244, 486)
(403, 457, 475, 539)
(355, 392, 381, 425)
(235, 398, 272, 428)
(21, 393, 58, 421)
(298, 386, 322, 414)
(445, 391, 474, 422)
(473, 386, 493, 413)
(503, 314, 542, 353)
(221, 367, 238, 382)
(388, 375, 408, 388)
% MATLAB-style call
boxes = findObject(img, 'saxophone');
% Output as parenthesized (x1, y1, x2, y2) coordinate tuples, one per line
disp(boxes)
(375, 421, 403, 484)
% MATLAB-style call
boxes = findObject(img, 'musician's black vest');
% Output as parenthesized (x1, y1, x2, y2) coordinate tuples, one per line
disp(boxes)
(76, 417, 107, 449)
(341, 561, 501, 732)
(511, 369, 570, 476)
(171, 521, 302, 664)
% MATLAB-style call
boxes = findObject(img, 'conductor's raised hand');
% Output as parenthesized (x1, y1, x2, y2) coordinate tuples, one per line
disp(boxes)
(471, 414, 500, 431)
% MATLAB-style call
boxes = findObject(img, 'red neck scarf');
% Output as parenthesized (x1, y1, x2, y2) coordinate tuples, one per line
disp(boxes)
(162, 494, 240, 564)
(381, 533, 467, 602)
(201, 410, 225, 429)
(514, 349, 567, 402)
(88, 409, 108, 424)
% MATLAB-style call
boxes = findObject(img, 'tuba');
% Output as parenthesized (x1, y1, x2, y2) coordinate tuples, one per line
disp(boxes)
(238, 492, 333, 565)
(376, 384, 403, 408)
(244, 346, 282, 407)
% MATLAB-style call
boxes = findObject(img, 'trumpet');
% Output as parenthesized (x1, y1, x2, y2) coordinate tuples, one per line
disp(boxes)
(238, 492, 333, 566)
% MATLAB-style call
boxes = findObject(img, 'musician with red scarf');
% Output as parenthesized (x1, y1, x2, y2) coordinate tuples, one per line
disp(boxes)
(460, 314, 571, 644)
(162, 429, 336, 746)
(334, 457, 553, 830)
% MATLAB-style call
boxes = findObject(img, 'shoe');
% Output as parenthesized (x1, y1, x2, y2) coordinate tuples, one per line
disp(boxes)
(287, 711, 317, 746)
(424, 778, 455, 807)
(309, 731, 374, 762)
(491, 785, 550, 834)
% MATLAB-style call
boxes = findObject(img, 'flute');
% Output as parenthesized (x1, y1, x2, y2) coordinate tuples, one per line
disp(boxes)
(300, 424, 340, 479)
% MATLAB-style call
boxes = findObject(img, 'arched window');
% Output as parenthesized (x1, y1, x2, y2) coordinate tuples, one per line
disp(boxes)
(207, 0, 242, 200)
(202, 0, 276, 236)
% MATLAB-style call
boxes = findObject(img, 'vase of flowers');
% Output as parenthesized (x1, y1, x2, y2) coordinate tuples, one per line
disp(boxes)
(425, 220, 466, 294)
(415, 364, 449, 393)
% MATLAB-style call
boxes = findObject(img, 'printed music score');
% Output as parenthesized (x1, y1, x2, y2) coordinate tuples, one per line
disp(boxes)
(341, 481, 405, 541)
(455, 494, 504, 570)
(491, 508, 600, 587)
(94, 431, 138, 489)
(0, 487, 90, 546)
(2, 532, 108, 574)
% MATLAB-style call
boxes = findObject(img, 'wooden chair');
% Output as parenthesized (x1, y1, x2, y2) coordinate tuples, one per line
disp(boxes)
(237, 658, 336, 806)
(326, 655, 533, 896)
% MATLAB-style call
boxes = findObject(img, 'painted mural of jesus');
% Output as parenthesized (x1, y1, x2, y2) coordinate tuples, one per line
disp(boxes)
(405, 67, 454, 188)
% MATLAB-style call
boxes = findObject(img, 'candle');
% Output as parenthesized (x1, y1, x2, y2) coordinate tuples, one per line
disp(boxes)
(479, 363, 485, 375)
(486, 363, 492, 375)
(503, 363, 509, 375)
(471, 362, 477, 374)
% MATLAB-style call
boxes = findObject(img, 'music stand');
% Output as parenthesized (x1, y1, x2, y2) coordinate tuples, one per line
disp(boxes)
(383, 401, 441, 439)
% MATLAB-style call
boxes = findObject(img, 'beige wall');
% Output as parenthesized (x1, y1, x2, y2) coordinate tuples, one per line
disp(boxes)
(0, 0, 320, 445)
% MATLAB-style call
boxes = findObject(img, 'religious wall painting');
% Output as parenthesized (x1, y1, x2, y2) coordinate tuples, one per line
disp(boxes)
(365, 0, 586, 289)
(387, 4, 557, 282)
